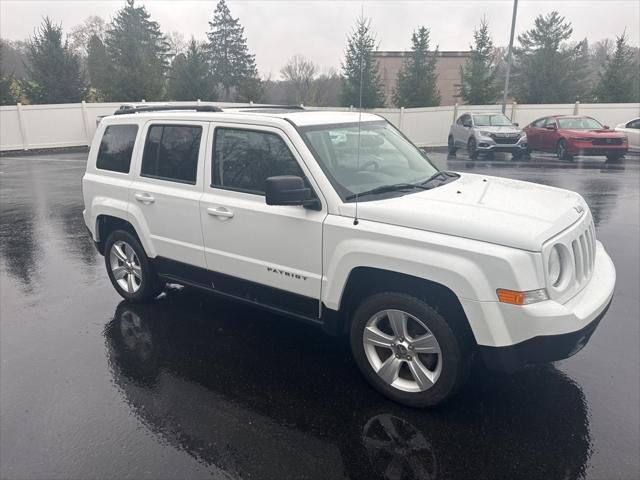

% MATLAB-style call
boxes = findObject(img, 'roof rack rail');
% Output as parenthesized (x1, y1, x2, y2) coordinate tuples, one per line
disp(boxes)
(113, 104, 223, 115)
(229, 104, 305, 111)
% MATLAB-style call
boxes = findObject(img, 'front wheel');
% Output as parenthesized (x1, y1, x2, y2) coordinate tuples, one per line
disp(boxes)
(557, 139, 574, 161)
(105, 230, 164, 303)
(468, 137, 478, 159)
(606, 153, 624, 162)
(350, 292, 471, 407)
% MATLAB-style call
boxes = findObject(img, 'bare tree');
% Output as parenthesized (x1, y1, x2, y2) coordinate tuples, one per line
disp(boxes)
(69, 16, 106, 55)
(280, 54, 318, 104)
(166, 30, 187, 59)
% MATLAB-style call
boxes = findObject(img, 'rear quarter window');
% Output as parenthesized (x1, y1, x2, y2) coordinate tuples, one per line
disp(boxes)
(96, 125, 138, 173)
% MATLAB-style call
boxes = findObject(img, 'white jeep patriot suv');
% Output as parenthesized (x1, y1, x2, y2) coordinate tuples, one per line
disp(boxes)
(83, 104, 616, 407)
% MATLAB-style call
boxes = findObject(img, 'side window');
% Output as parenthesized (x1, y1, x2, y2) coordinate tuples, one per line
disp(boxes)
(212, 128, 305, 195)
(141, 125, 202, 184)
(627, 119, 640, 129)
(544, 119, 556, 128)
(96, 124, 138, 173)
(456, 116, 464, 125)
(532, 118, 546, 128)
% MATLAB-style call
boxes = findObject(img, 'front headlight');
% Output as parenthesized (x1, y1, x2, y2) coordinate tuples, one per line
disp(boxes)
(478, 130, 493, 138)
(548, 245, 562, 287)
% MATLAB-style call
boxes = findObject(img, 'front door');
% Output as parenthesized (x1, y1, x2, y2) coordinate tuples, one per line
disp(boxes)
(199, 123, 326, 318)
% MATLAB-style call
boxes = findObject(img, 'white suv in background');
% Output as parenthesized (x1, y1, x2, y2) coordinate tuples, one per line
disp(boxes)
(82, 105, 616, 407)
(448, 112, 528, 159)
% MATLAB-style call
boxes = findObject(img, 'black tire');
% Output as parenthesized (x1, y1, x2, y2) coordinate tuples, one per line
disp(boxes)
(606, 153, 624, 162)
(512, 151, 524, 161)
(556, 139, 573, 161)
(447, 136, 457, 155)
(350, 292, 472, 408)
(468, 137, 478, 159)
(104, 230, 164, 303)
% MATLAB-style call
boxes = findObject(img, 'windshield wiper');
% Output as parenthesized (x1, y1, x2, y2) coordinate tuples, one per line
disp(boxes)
(345, 183, 429, 201)
(420, 170, 460, 187)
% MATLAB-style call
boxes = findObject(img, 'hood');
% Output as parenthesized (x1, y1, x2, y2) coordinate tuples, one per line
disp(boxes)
(562, 129, 625, 137)
(352, 173, 586, 251)
(476, 125, 521, 133)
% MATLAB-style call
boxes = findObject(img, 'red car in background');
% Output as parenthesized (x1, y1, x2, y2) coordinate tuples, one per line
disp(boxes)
(524, 115, 628, 161)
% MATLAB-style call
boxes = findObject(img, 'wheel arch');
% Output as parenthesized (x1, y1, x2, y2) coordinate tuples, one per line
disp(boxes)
(336, 267, 477, 351)
(96, 214, 143, 256)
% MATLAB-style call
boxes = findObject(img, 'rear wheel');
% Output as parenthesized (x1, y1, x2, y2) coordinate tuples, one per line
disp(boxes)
(556, 139, 573, 161)
(105, 230, 164, 302)
(447, 136, 457, 155)
(350, 292, 471, 407)
(468, 137, 478, 159)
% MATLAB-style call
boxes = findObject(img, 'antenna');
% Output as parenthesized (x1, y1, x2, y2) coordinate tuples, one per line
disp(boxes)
(353, 7, 365, 226)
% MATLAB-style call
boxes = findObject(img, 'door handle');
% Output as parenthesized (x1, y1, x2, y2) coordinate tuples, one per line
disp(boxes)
(134, 192, 155, 204)
(207, 206, 234, 219)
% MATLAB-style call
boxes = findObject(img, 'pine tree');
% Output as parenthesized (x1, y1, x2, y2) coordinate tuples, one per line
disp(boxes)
(86, 35, 108, 97)
(167, 39, 217, 101)
(341, 14, 385, 108)
(594, 32, 640, 103)
(206, 0, 260, 101)
(0, 45, 20, 105)
(512, 11, 588, 103)
(22, 18, 86, 104)
(103, 0, 169, 101)
(459, 19, 499, 105)
(393, 27, 440, 107)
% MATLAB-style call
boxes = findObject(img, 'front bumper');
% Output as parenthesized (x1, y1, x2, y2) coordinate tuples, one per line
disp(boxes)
(461, 242, 616, 373)
(568, 141, 628, 156)
(479, 298, 611, 373)
(476, 136, 528, 153)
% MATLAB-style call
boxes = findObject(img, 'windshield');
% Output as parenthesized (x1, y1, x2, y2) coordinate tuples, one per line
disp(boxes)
(557, 117, 603, 129)
(301, 121, 439, 201)
(472, 114, 512, 126)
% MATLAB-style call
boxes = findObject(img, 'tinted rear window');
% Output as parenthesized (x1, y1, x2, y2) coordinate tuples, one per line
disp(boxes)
(96, 125, 138, 173)
(141, 125, 202, 184)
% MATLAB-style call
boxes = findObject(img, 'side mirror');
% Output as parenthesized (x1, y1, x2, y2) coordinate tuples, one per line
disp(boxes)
(603, 125, 610, 129)
(265, 176, 319, 209)
(513, 122, 519, 127)
(545, 124, 557, 130)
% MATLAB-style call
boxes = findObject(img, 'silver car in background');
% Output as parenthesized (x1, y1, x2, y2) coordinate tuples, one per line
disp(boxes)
(448, 112, 528, 159)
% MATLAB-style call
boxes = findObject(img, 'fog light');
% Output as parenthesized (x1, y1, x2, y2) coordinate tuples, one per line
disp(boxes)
(497, 288, 548, 305)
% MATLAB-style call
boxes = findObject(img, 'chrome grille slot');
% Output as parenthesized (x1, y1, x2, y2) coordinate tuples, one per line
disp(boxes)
(546, 212, 597, 303)
(573, 240, 584, 281)
(571, 223, 596, 285)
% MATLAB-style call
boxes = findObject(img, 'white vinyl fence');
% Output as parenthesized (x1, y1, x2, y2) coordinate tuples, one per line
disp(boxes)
(1, 100, 638, 151)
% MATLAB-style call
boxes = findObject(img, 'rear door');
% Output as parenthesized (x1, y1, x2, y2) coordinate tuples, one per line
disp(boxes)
(199, 123, 325, 318)
(129, 121, 208, 268)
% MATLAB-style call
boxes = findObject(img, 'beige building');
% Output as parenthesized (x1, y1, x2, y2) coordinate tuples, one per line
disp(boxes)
(374, 51, 471, 107)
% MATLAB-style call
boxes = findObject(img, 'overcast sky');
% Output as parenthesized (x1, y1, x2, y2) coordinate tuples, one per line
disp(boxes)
(1, 0, 638, 77)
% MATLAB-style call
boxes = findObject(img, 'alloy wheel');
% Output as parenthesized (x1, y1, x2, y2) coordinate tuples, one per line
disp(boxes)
(362, 309, 442, 393)
(109, 240, 142, 293)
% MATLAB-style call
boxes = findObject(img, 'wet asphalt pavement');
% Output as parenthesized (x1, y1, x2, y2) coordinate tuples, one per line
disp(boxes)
(0, 150, 638, 480)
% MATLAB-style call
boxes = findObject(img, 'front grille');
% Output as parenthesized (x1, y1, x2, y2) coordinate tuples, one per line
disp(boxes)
(571, 223, 596, 285)
(592, 138, 623, 145)
(493, 136, 519, 144)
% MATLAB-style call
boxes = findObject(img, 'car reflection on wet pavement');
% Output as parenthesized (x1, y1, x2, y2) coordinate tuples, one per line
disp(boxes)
(1, 151, 638, 480)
